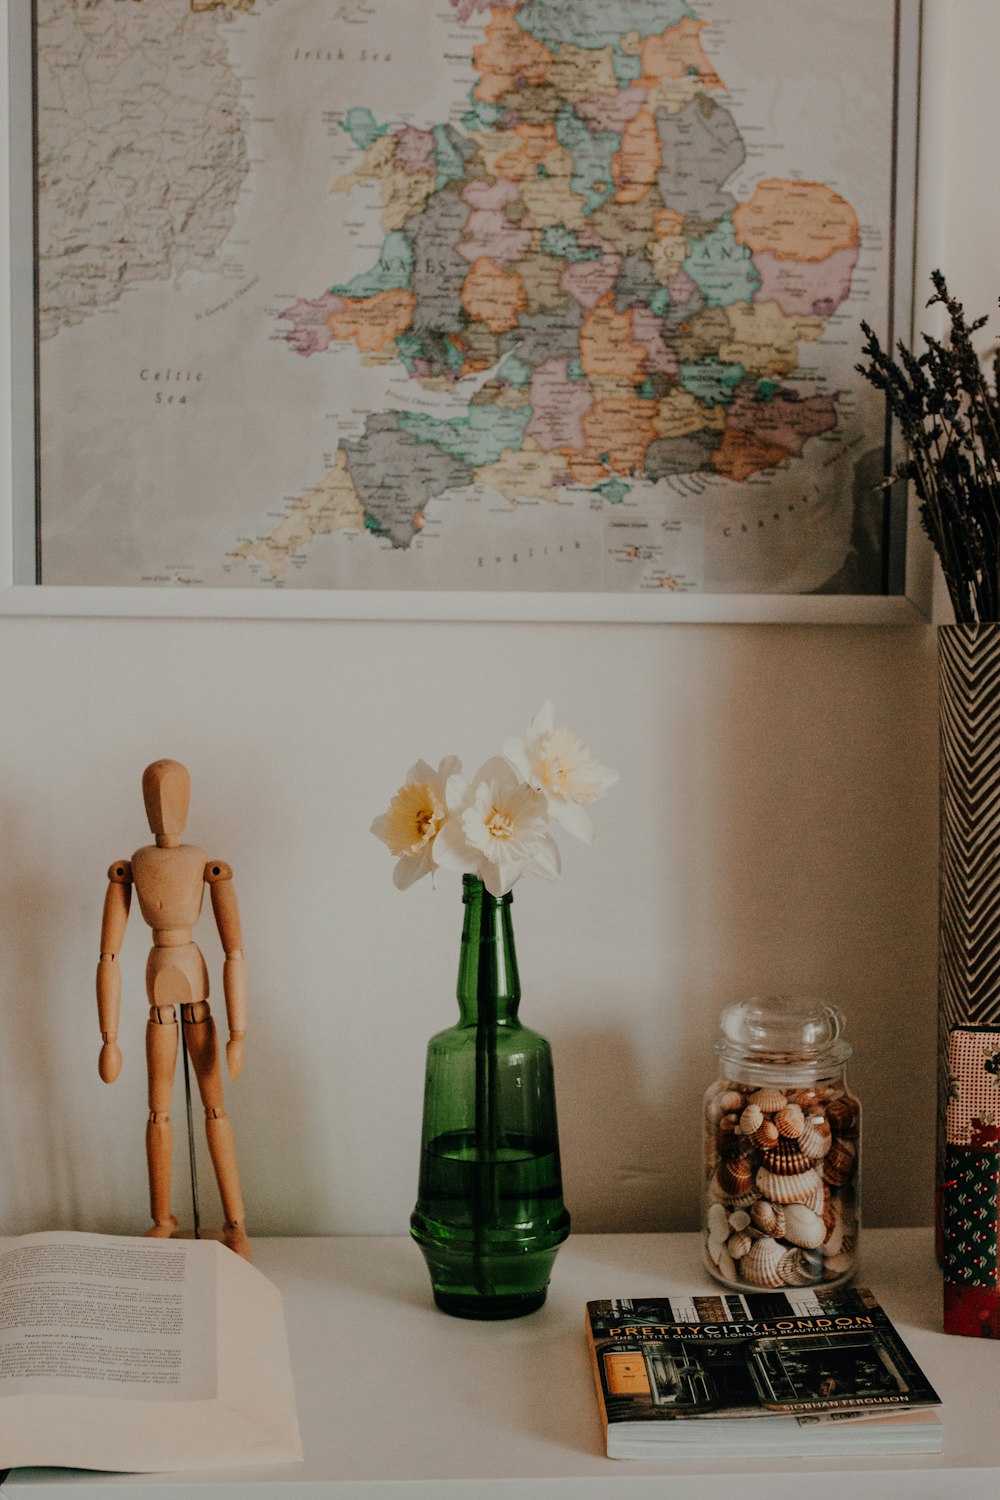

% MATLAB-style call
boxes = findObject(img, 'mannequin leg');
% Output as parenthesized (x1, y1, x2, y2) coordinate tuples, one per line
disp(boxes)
(183, 1000, 250, 1260)
(145, 1006, 179, 1237)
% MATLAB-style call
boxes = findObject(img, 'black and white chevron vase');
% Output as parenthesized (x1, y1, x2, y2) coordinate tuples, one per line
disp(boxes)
(938, 622, 1000, 1171)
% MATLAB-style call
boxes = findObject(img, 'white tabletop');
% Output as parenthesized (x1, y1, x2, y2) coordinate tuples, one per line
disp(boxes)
(3, 1227, 998, 1499)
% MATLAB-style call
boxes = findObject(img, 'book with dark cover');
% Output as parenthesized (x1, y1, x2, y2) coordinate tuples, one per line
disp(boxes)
(586, 1285, 941, 1459)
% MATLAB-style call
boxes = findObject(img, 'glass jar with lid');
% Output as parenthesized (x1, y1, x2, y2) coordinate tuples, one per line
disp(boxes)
(703, 996, 860, 1291)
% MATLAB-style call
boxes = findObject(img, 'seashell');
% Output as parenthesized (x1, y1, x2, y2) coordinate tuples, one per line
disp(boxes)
(717, 1129, 754, 1159)
(822, 1186, 837, 1234)
(727, 1229, 752, 1259)
(756, 1165, 823, 1205)
(778, 1247, 823, 1287)
(712, 1173, 758, 1212)
(728, 1209, 751, 1231)
(799, 1120, 832, 1159)
(825, 1197, 858, 1257)
(798, 1178, 827, 1215)
(718, 1089, 745, 1113)
(718, 1156, 754, 1198)
(781, 1202, 827, 1249)
(740, 1235, 786, 1288)
(739, 1103, 764, 1136)
(751, 1121, 780, 1151)
(750, 1199, 785, 1238)
(761, 1138, 814, 1176)
(715, 1142, 748, 1171)
(822, 1138, 857, 1187)
(822, 1249, 855, 1281)
(707, 1234, 728, 1262)
(826, 1095, 859, 1137)
(706, 1202, 729, 1240)
(710, 1176, 758, 1212)
(775, 1103, 805, 1139)
(718, 1113, 741, 1137)
(749, 1086, 788, 1114)
(716, 1247, 738, 1283)
(791, 1088, 820, 1111)
(824, 1203, 845, 1257)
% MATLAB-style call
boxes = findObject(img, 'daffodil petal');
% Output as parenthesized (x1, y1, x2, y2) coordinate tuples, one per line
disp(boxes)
(472, 754, 519, 791)
(549, 796, 594, 844)
(393, 844, 433, 890)
(461, 803, 491, 855)
(484, 853, 524, 897)
(529, 701, 554, 737)
(595, 763, 620, 792)
(502, 736, 533, 783)
(509, 779, 547, 820)
(445, 773, 470, 815)
(433, 817, 476, 871)
(529, 831, 562, 879)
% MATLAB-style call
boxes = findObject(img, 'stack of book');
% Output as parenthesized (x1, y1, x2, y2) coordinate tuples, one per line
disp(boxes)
(586, 1284, 941, 1459)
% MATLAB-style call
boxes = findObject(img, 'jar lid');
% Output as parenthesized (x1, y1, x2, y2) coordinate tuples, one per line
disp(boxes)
(716, 996, 851, 1077)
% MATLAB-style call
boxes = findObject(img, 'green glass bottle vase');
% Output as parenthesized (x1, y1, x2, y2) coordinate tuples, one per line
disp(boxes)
(410, 874, 570, 1319)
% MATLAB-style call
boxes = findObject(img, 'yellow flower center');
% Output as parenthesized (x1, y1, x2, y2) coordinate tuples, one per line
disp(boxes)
(535, 727, 602, 803)
(486, 807, 514, 840)
(383, 781, 444, 856)
(541, 758, 568, 790)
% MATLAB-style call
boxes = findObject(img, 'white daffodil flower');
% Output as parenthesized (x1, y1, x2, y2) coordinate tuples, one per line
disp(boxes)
(434, 756, 561, 897)
(370, 756, 461, 890)
(504, 702, 619, 844)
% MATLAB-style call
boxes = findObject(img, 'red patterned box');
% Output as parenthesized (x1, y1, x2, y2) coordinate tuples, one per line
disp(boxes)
(942, 1027, 1000, 1336)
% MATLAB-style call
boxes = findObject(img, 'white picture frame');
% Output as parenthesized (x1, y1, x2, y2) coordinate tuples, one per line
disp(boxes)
(0, 0, 931, 623)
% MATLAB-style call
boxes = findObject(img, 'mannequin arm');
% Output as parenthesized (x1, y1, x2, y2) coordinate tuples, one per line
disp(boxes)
(97, 861, 132, 1083)
(206, 861, 247, 1079)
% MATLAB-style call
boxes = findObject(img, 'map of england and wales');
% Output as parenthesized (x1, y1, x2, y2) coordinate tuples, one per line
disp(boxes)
(237, 0, 861, 580)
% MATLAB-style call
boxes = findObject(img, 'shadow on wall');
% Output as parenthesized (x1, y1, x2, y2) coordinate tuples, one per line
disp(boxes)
(0, 800, 92, 1234)
(700, 625, 939, 1228)
(553, 626, 938, 1235)
(226, 1028, 316, 1239)
(558, 1025, 689, 1234)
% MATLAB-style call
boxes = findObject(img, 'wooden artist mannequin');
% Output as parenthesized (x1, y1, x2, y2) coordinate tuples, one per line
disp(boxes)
(96, 759, 250, 1260)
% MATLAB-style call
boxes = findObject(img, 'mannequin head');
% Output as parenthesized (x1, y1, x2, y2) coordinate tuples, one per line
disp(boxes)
(142, 759, 190, 847)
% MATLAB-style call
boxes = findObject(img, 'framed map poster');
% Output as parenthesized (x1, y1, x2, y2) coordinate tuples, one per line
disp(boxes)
(1, 0, 928, 620)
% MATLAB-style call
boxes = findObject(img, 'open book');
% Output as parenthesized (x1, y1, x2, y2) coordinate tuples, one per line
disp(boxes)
(0, 1231, 301, 1473)
(586, 1285, 941, 1459)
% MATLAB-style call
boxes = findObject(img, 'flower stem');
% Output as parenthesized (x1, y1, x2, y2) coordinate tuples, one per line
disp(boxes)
(473, 901, 500, 1296)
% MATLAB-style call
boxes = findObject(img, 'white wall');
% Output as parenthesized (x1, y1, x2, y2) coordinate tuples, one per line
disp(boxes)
(9, 0, 998, 1243)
